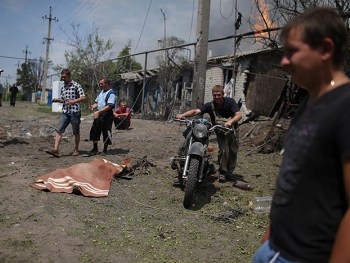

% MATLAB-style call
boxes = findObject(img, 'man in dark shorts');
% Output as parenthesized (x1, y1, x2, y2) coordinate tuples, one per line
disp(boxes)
(89, 78, 116, 156)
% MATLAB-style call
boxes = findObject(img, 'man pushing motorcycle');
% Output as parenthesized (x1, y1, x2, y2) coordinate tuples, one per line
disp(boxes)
(176, 84, 242, 182)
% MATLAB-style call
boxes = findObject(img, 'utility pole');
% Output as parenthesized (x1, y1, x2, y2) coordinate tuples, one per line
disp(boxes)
(230, 0, 238, 99)
(23, 45, 31, 64)
(192, 0, 210, 107)
(160, 8, 167, 64)
(41, 6, 58, 104)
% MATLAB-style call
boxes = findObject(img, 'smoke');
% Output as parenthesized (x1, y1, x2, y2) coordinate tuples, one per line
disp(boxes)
(208, 0, 266, 57)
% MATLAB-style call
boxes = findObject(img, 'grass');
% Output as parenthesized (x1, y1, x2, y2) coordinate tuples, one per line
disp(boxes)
(36, 103, 91, 115)
(37, 104, 56, 114)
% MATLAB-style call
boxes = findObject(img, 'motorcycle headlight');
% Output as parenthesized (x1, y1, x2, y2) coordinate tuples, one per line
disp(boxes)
(193, 123, 208, 139)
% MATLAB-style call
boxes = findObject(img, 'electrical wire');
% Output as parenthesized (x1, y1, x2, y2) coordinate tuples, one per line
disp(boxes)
(188, 0, 195, 43)
(133, 0, 153, 54)
(219, 0, 234, 19)
(72, 1, 98, 26)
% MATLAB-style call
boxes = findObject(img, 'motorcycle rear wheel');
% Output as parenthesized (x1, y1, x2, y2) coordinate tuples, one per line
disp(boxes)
(183, 155, 200, 209)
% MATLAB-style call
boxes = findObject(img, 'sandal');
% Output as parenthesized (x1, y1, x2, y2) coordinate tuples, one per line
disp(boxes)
(46, 149, 60, 158)
(72, 150, 79, 156)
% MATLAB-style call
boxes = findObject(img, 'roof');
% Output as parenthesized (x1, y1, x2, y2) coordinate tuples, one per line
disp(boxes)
(207, 47, 283, 64)
(120, 68, 159, 82)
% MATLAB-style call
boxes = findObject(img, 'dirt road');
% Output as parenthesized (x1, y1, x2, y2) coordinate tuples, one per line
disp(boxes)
(0, 101, 281, 262)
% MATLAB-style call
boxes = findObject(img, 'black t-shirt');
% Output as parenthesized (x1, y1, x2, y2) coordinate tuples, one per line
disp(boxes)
(269, 83, 350, 262)
(199, 97, 240, 128)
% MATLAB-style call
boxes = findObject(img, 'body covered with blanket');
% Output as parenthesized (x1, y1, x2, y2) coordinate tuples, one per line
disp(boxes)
(30, 158, 131, 197)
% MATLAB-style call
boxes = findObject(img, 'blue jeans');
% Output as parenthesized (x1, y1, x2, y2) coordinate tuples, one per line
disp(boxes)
(57, 112, 81, 135)
(252, 241, 298, 263)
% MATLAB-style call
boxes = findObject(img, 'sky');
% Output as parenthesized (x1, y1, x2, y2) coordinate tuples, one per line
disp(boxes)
(0, 0, 263, 86)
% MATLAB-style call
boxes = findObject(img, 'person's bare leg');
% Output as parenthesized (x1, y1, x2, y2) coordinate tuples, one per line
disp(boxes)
(54, 132, 62, 152)
(46, 132, 62, 157)
(72, 134, 80, 156)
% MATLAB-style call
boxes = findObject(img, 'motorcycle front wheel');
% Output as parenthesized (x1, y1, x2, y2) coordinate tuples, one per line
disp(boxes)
(183, 155, 200, 209)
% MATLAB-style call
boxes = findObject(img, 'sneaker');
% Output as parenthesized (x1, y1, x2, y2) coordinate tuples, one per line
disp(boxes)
(46, 149, 60, 158)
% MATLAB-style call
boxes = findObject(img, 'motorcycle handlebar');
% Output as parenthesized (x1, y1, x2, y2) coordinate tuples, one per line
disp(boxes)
(171, 119, 233, 131)
(171, 118, 235, 135)
(209, 125, 235, 133)
(171, 118, 201, 125)
(172, 118, 191, 123)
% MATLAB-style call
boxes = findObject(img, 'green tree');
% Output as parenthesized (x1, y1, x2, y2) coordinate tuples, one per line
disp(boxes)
(115, 45, 142, 74)
(16, 63, 36, 99)
(30, 58, 44, 94)
(62, 23, 117, 101)
(16, 58, 44, 100)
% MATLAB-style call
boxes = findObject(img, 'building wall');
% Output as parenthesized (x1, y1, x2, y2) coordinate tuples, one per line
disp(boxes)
(232, 58, 252, 116)
(205, 66, 224, 103)
(245, 51, 287, 117)
(204, 58, 252, 118)
(204, 51, 287, 119)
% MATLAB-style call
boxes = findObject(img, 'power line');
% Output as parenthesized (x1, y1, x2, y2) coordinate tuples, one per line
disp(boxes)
(69, 1, 98, 27)
(134, 0, 153, 53)
(0, 55, 41, 62)
(219, 0, 234, 19)
(188, 0, 195, 43)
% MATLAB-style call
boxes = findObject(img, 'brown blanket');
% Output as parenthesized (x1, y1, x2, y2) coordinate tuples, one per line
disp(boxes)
(30, 158, 131, 197)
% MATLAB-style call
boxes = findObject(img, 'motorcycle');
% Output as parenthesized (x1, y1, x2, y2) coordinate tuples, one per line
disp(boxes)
(170, 118, 233, 208)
